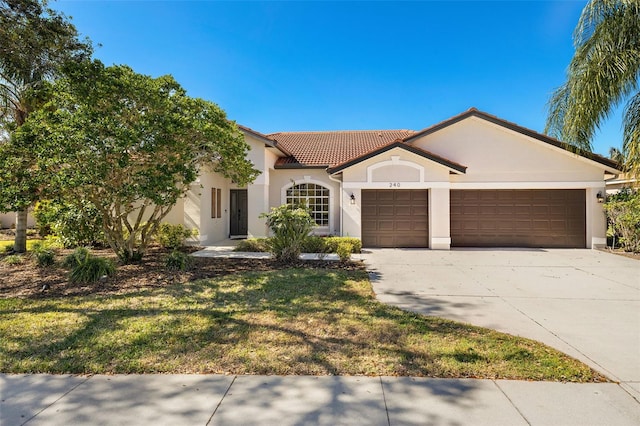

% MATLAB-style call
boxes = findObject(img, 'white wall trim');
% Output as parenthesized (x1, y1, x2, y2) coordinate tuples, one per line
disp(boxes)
(450, 181, 604, 189)
(367, 157, 425, 183)
(281, 178, 334, 233)
(430, 237, 451, 250)
(343, 182, 450, 189)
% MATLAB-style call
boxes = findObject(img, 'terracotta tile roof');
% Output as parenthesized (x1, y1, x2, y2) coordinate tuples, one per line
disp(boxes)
(268, 130, 416, 167)
(237, 124, 292, 156)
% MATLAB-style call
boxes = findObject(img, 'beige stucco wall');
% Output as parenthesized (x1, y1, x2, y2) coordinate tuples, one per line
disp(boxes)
(245, 140, 280, 238)
(185, 134, 276, 243)
(409, 117, 608, 248)
(184, 168, 233, 245)
(339, 119, 611, 249)
(342, 148, 452, 185)
(178, 134, 282, 243)
(164, 116, 612, 249)
(412, 117, 605, 184)
(340, 147, 455, 248)
(268, 169, 341, 235)
(0, 212, 35, 229)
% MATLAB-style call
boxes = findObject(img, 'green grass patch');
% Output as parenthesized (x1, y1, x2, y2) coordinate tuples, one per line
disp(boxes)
(0, 269, 606, 381)
(0, 239, 41, 252)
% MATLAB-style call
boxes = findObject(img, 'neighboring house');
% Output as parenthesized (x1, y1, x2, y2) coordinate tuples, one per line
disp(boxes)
(169, 108, 621, 250)
(605, 173, 637, 194)
(0, 212, 35, 229)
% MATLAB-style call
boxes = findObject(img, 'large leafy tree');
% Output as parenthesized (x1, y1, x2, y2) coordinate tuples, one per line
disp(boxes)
(0, 0, 91, 252)
(546, 0, 640, 179)
(13, 61, 259, 262)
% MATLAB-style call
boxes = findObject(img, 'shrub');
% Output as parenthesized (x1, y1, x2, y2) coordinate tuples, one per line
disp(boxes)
(69, 256, 115, 283)
(165, 250, 192, 271)
(62, 247, 116, 283)
(324, 237, 362, 254)
(336, 241, 352, 263)
(62, 247, 91, 269)
(604, 189, 640, 252)
(3, 254, 23, 265)
(33, 248, 56, 267)
(33, 200, 57, 237)
(34, 199, 104, 247)
(42, 235, 64, 250)
(301, 236, 329, 254)
(234, 238, 270, 252)
(122, 249, 144, 263)
(156, 223, 197, 249)
(261, 205, 315, 263)
(3, 244, 14, 253)
(30, 236, 63, 252)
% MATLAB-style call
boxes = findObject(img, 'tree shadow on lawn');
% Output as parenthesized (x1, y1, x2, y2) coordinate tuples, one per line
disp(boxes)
(0, 269, 607, 381)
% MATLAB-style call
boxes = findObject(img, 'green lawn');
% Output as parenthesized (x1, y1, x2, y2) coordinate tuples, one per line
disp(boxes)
(0, 239, 40, 251)
(0, 268, 606, 381)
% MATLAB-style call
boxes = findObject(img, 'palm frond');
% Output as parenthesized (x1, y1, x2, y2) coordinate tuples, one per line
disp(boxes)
(574, 0, 638, 46)
(623, 91, 640, 180)
(546, 0, 640, 151)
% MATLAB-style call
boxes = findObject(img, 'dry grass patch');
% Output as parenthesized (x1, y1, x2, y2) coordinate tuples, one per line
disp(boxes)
(0, 268, 607, 381)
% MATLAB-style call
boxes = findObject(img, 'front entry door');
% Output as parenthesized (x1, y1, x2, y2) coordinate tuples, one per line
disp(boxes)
(230, 189, 248, 236)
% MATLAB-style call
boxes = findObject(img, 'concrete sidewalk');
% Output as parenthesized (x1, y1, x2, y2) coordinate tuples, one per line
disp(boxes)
(191, 245, 365, 261)
(2, 374, 640, 425)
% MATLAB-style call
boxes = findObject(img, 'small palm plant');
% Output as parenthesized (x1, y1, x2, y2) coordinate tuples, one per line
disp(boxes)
(261, 204, 315, 263)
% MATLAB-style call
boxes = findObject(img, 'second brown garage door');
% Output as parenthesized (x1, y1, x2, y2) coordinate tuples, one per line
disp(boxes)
(450, 189, 586, 248)
(362, 189, 428, 248)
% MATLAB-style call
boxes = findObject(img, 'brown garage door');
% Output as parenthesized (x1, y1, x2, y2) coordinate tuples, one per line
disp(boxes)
(362, 190, 429, 248)
(450, 189, 586, 248)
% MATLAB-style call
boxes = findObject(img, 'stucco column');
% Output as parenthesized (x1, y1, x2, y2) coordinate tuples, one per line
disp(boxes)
(429, 187, 451, 250)
(342, 188, 362, 238)
(247, 183, 269, 238)
(586, 186, 606, 249)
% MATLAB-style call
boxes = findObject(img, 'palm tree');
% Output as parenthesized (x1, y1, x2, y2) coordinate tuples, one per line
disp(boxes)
(546, 0, 640, 180)
(0, 71, 33, 252)
(0, 0, 91, 252)
(609, 147, 625, 164)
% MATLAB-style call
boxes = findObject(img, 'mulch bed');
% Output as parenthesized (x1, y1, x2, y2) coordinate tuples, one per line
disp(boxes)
(0, 246, 365, 299)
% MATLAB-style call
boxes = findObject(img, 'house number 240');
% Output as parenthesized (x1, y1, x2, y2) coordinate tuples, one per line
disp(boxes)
(388, 182, 401, 188)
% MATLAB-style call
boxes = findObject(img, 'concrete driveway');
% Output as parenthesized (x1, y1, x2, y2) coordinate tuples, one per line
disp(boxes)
(362, 248, 640, 400)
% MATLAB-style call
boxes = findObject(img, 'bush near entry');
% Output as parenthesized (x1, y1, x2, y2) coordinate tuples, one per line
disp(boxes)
(261, 205, 315, 263)
(156, 223, 197, 249)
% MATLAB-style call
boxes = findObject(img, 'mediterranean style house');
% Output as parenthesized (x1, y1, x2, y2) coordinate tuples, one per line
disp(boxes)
(164, 108, 621, 250)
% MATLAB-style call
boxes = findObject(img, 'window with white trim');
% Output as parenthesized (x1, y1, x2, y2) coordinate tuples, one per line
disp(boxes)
(286, 183, 329, 227)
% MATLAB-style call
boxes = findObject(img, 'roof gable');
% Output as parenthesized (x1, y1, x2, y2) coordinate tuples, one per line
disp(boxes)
(327, 141, 467, 174)
(403, 108, 621, 173)
(237, 124, 291, 156)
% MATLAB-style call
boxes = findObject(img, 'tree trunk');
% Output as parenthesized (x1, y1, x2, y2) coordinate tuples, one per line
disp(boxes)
(14, 209, 28, 253)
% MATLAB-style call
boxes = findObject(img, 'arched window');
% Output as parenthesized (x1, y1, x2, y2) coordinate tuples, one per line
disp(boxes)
(285, 183, 330, 227)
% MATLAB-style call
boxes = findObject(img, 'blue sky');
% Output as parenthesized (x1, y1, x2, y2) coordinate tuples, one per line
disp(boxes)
(54, 0, 623, 156)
